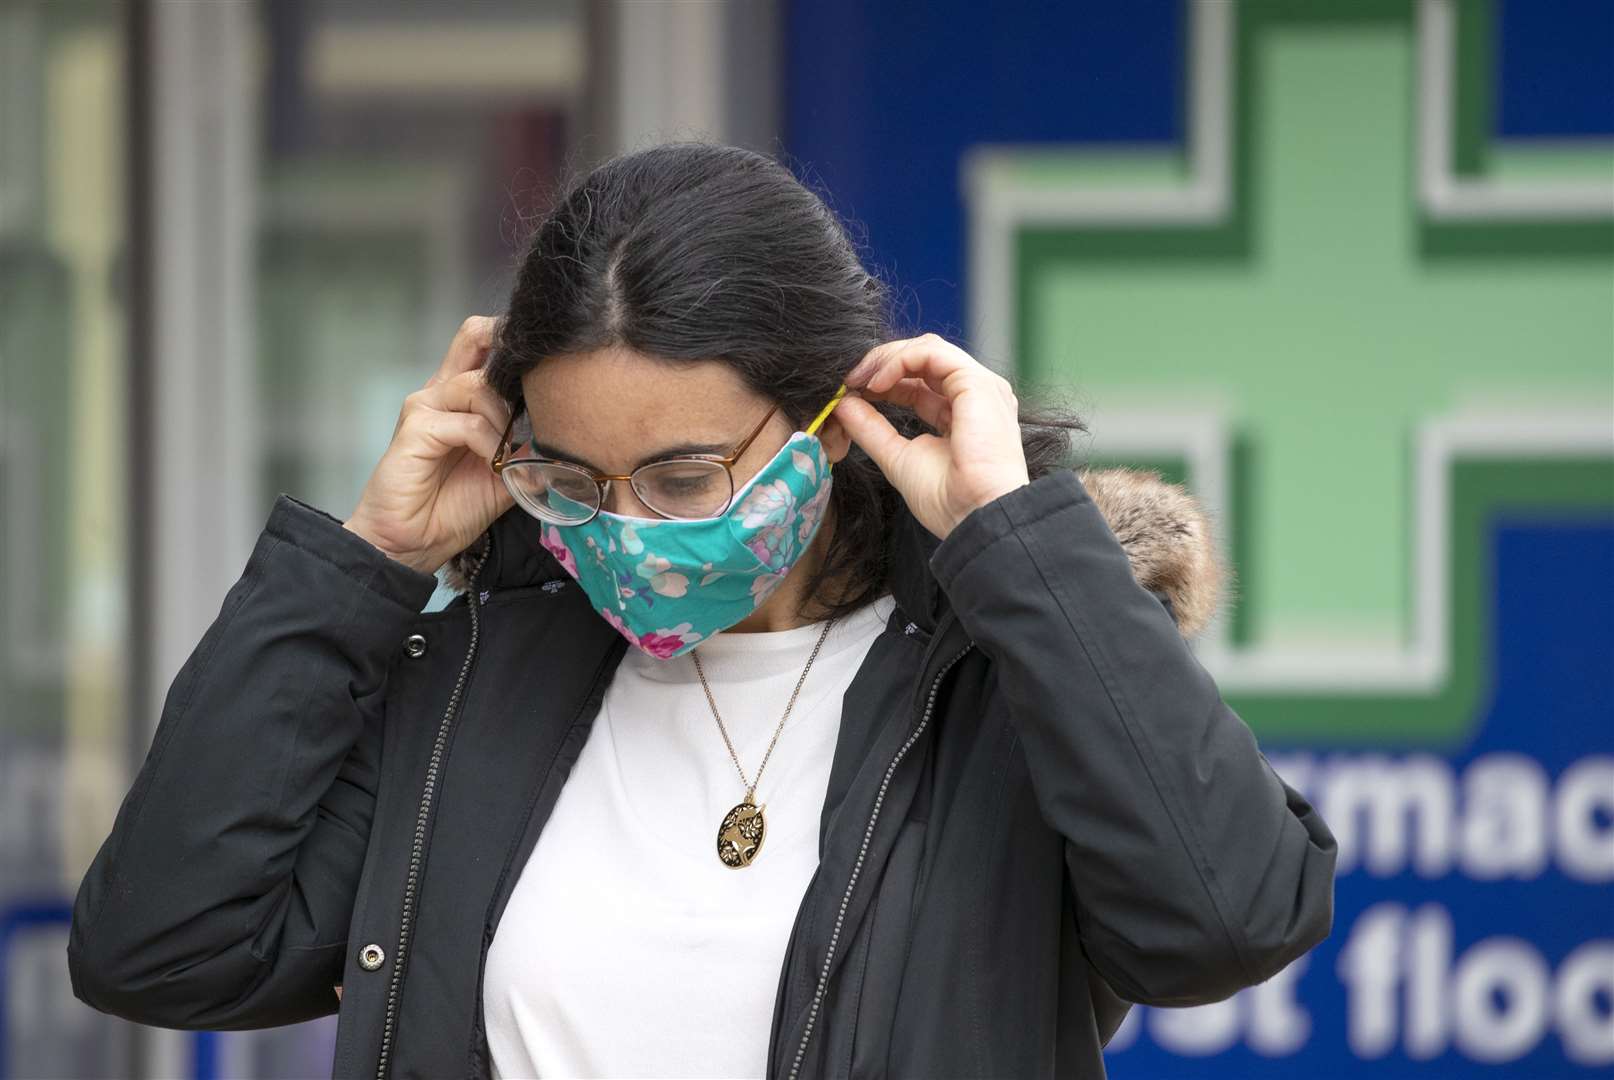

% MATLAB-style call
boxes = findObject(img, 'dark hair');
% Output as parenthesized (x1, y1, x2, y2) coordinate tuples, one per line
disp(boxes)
(487, 140, 1087, 621)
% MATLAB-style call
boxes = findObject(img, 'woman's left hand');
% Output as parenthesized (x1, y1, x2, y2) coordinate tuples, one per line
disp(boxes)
(830, 333, 1031, 542)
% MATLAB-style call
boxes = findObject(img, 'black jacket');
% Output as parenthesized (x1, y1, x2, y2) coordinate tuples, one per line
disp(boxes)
(68, 465, 1337, 1078)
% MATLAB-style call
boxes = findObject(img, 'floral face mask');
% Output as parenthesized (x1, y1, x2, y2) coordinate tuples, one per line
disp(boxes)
(537, 387, 848, 660)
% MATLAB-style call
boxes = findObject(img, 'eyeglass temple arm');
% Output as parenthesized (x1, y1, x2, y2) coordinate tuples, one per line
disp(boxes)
(491, 405, 525, 471)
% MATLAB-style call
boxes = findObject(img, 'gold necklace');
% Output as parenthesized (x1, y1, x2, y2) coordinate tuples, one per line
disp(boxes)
(691, 616, 839, 869)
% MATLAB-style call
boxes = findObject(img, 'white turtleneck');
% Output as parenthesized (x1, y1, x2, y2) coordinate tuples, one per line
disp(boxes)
(483, 593, 897, 1079)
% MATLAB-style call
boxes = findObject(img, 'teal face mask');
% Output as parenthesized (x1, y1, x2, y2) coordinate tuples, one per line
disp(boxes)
(536, 390, 847, 660)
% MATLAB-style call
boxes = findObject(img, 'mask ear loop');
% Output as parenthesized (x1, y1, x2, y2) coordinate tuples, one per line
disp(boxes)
(805, 383, 850, 437)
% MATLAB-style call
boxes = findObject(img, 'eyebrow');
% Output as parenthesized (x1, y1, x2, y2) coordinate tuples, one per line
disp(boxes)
(527, 436, 734, 474)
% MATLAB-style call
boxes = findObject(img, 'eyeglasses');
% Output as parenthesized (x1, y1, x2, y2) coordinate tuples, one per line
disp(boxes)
(490, 403, 782, 525)
(490, 384, 849, 526)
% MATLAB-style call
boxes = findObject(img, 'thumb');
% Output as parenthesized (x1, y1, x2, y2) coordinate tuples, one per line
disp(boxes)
(832, 394, 910, 476)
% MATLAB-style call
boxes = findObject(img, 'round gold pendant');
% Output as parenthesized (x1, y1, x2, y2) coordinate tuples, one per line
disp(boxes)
(717, 797, 767, 868)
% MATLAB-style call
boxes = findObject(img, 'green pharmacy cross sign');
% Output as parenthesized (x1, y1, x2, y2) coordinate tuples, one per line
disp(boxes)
(964, 0, 1614, 746)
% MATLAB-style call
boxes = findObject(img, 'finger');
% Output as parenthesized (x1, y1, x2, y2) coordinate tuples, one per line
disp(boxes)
(831, 394, 912, 476)
(414, 368, 514, 439)
(449, 368, 516, 433)
(427, 315, 498, 387)
(850, 333, 1001, 403)
(404, 407, 507, 464)
(854, 375, 951, 431)
(861, 337, 1021, 446)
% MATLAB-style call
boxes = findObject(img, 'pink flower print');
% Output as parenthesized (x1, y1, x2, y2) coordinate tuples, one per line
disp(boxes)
(638, 622, 703, 659)
(736, 479, 795, 529)
(746, 523, 791, 570)
(796, 481, 831, 544)
(635, 553, 690, 598)
(540, 525, 579, 577)
(598, 606, 642, 649)
(790, 449, 819, 484)
(649, 570, 688, 597)
(751, 569, 788, 604)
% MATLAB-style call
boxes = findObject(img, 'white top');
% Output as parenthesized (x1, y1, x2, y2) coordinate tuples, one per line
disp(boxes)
(483, 593, 897, 1080)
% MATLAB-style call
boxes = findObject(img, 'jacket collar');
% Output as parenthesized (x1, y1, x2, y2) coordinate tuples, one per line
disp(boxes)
(440, 465, 1226, 641)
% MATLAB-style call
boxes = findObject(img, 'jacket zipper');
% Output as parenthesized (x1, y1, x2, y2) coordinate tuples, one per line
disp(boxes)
(787, 637, 975, 1080)
(375, 532, 496, 1080)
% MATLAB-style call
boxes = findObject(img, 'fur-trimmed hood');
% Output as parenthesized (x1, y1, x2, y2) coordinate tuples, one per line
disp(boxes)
(441, 466, 1228, 640)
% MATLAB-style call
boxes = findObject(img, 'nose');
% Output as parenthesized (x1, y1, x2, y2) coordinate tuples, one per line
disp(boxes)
(599, 478, 659, 519)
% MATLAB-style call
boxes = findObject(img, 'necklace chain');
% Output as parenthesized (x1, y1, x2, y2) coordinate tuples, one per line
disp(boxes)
(691, 616, 839, 801)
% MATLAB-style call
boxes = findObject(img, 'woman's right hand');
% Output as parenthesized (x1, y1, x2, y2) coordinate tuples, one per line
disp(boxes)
(342, 315, 517, 576)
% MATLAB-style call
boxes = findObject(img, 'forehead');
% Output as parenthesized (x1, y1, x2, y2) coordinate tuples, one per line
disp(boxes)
(520, 346, 773, 459)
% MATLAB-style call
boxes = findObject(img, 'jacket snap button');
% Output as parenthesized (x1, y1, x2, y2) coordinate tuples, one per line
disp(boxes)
(403, 633, 427, 659)
(358, 943, 386, 971)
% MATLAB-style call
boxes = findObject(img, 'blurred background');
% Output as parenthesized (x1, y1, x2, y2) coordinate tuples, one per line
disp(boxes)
(1, 0, 1610, 1076)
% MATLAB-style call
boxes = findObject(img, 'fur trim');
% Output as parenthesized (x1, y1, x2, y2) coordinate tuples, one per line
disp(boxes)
(442, 466, 1229, 640)
(1075, 466, 1229, 640)
(441, 530, 489, 595)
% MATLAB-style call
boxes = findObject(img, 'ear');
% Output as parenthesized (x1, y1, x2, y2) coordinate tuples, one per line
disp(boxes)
(818, 412, 853, 465)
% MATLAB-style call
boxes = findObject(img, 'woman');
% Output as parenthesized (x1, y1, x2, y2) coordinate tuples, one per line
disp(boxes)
(68, 142, 1336, 1079)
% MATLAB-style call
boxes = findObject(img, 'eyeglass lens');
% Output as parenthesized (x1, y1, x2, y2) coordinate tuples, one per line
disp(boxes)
(501, 457, 738, 523)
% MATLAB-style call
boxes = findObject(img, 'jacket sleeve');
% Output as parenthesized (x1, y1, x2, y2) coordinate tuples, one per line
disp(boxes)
(66, 493, 442, 1029)
(928, 468, 1337, 1007)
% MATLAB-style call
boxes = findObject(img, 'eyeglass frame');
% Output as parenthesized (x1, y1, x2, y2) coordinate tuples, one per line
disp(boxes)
(490, 383, 849, 525)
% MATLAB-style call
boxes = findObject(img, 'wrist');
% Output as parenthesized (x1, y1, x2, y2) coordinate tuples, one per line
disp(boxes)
(946, 474, 1030, 537)
(342, 518, 438, 576)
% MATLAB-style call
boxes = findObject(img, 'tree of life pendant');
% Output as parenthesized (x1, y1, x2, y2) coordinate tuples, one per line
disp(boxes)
(717, 796, 767, 868)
